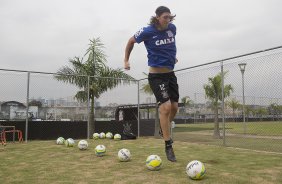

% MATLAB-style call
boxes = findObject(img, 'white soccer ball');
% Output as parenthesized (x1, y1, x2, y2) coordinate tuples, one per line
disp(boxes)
(146, 155, 162, 171)
(99, 132, 106, 139)
(95, 145, 106, 157)
(78, 140, 88, 150)
(186, 160, 206, 180)
(114, 133, 121, 140)
(93, 133, 100, 140)
(106, 132, 113, 139)
(118, 148, 131, 162)
(56, 137, 65, 145)
(65, 138, 75, 147)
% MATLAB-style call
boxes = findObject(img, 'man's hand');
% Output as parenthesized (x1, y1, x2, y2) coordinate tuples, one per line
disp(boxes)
(124, 60, 130, 70)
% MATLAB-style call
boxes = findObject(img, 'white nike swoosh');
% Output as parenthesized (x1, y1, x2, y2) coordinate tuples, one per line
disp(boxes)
(153, 36, 157, 39)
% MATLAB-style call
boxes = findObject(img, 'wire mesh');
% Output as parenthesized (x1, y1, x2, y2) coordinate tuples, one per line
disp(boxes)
(173, 47, 282, 152)
(0, 46, 282, 152)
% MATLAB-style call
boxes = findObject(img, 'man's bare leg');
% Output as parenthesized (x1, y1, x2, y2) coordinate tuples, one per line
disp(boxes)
(159, 100, 177, 162)
(159, 101, 171, 141)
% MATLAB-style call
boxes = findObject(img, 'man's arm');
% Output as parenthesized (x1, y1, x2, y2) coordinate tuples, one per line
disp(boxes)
(124, 36, 136, 70)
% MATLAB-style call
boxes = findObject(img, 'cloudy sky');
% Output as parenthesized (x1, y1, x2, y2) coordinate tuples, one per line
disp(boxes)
(1, 0, 282, 80)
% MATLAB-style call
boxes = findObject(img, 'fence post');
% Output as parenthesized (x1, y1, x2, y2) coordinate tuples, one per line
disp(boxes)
(87, 76, 90, 139)
(137, 80, 140, 138)
(25, 72, 30, 143)
(221, 61, 226, 146)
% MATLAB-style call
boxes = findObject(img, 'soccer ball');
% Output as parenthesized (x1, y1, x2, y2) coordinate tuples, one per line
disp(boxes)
(118, 148, 131, 162)
(99, 132, 106, 139)
(65, 138, 75, 147)
(95, 145, 106, 157)
(114, 134, 121, 140)
(106, 132, 113, 139)
(186, 160, 206, 180)
(93, 133, 100, 139)
(56, 137, 65, 145)
(78, 140, 88, 150)
(146, 155, 162, 171)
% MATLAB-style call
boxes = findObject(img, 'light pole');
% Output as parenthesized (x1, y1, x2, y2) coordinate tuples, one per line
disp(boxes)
(238, 63, 247, 134)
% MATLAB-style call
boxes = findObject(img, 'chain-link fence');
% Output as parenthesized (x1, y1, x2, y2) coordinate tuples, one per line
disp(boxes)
(0, 70, 139, 141)
(170, 46, 282, 153)
(1, 46, 282, 153)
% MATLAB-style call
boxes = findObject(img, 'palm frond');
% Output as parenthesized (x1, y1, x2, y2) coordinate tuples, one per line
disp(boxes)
(74, 91, 88, 102)
(204, 71, 233, 103)
(55, 37, 135, 102)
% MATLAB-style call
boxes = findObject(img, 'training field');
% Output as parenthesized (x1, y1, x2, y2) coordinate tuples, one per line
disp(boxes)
(173, 121, 282, 153)
(1, 138, 282, 184)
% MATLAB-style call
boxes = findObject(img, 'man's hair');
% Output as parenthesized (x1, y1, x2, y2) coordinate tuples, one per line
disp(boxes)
(149, 6, 175, 25)
(155, 6, 171, 16)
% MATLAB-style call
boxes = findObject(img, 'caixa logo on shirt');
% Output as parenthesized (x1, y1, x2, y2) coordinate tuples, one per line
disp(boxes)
(155, 37, 175, 46)
(134, 28, 144, 38)
(155, 30, 175, 46)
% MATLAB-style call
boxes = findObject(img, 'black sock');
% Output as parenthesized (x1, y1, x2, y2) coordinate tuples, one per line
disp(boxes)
(165, 139, 173, 149)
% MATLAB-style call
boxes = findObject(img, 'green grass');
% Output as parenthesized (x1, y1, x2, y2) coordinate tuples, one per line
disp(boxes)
(173, 121, 282, 153)
(1, 138, 282, 184)
(174, 121, 282, 136)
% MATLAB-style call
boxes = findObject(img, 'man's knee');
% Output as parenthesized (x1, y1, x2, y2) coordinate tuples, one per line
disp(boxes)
(159, 101, 171, 115)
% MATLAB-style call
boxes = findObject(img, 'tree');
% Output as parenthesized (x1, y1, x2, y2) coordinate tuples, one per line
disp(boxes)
(244, 105, 253, 121)
(203, 72, 233, 138)
(141, 73, 154, 95)
(268, 103, 282, 121)
(226, 98, 241, 122)
(55, 38, 135, 135)
(255, 107, 268, 121)
(180, 96, 192, 114)
(140, 72, 154, 119)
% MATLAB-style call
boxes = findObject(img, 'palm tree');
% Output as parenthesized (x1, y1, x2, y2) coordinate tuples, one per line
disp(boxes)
(226, 98, 241, 122)
(140, 74, 154, 119)
(244, 105, 253, 121)
(55, 38, 135, 136)
(203, 72, 233, 138)
(141, 73, 153, 95)
(268, 103, 282, 121)
(255, 107, 268, 121)
(180, 96, 192, 114)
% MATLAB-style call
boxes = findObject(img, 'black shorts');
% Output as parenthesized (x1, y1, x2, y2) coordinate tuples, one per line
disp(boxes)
(148, 72, 179, 105)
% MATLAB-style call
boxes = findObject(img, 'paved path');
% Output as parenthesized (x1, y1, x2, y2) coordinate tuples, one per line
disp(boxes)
(183, 131, 282, 140)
